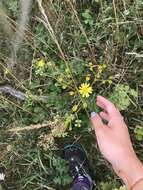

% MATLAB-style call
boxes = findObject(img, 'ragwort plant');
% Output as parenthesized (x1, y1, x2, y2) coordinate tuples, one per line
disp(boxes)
(0, 0, 142, 189)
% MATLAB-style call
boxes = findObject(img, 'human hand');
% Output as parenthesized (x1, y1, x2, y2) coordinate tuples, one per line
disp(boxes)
(91, 96, 143, 189)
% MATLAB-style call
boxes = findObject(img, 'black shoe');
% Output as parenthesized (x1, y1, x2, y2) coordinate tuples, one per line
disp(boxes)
(64, 144, 93, 190)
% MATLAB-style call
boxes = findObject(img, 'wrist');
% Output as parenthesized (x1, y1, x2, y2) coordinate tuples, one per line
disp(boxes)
(114, 154, 143, 189)
(131, 177, 143, 190)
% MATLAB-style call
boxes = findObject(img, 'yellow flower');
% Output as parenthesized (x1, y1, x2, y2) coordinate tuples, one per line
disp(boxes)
(85, 75, 91, 81)
(69, 91, 74, 96)
(79, 83, 93, 98)
(72, 105, 78, 112)
(36, 59, 46, 68)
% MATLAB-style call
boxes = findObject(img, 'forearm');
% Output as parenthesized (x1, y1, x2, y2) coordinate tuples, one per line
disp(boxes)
(91, 96, 143, 190)
(115, 155, 143, 190)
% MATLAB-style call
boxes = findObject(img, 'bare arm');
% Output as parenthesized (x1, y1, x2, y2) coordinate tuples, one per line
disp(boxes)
(91, 96, 143, 190)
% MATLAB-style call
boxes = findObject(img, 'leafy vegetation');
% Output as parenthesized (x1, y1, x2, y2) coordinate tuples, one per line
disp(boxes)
(0, 0, 143, 189)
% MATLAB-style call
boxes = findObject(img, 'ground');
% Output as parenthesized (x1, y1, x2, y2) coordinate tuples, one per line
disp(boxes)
(0, 0, 143, 189)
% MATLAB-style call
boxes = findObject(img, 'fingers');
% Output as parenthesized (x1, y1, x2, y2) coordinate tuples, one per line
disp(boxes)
(91, 112, 109, 134)
(99, 111, 109, 122)
(96, 96, 121, 117)
(91, 113, 103, 129)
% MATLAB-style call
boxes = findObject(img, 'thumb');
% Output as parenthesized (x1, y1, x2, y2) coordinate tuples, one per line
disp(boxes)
(91, 112, 107, 133)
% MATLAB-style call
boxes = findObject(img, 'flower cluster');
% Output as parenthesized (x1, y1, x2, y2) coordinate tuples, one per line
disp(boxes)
(32, 58, 111, 130)
(34, 58, 47, 76)
(36, 59, 46, 68)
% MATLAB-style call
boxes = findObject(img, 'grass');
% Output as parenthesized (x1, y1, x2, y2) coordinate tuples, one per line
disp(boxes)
(0, 0, 143, 189)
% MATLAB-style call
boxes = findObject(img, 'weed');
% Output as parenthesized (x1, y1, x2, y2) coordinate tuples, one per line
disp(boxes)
(51, 155, 72, 186)
(0, 0, 143, 189)
(82, 9, 94, 26)
(100, 181, 126, 190)
(109, 84, 138, 111)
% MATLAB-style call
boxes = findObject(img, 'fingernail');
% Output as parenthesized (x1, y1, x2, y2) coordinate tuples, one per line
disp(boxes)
(91, 112, 97, 118)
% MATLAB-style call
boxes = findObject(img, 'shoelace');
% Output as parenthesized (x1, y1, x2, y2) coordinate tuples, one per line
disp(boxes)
(70, 159, 87, 178)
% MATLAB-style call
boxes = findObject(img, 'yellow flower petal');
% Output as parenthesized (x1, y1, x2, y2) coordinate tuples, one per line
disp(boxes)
(79, 83, 93, 98)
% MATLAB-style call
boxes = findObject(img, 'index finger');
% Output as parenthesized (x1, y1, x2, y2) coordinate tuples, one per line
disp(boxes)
(96, 96, 121, 117)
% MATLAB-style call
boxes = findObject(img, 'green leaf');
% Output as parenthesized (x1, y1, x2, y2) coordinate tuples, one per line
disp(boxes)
(109, 84, 138, 110)
(130, 89, 138, 97)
